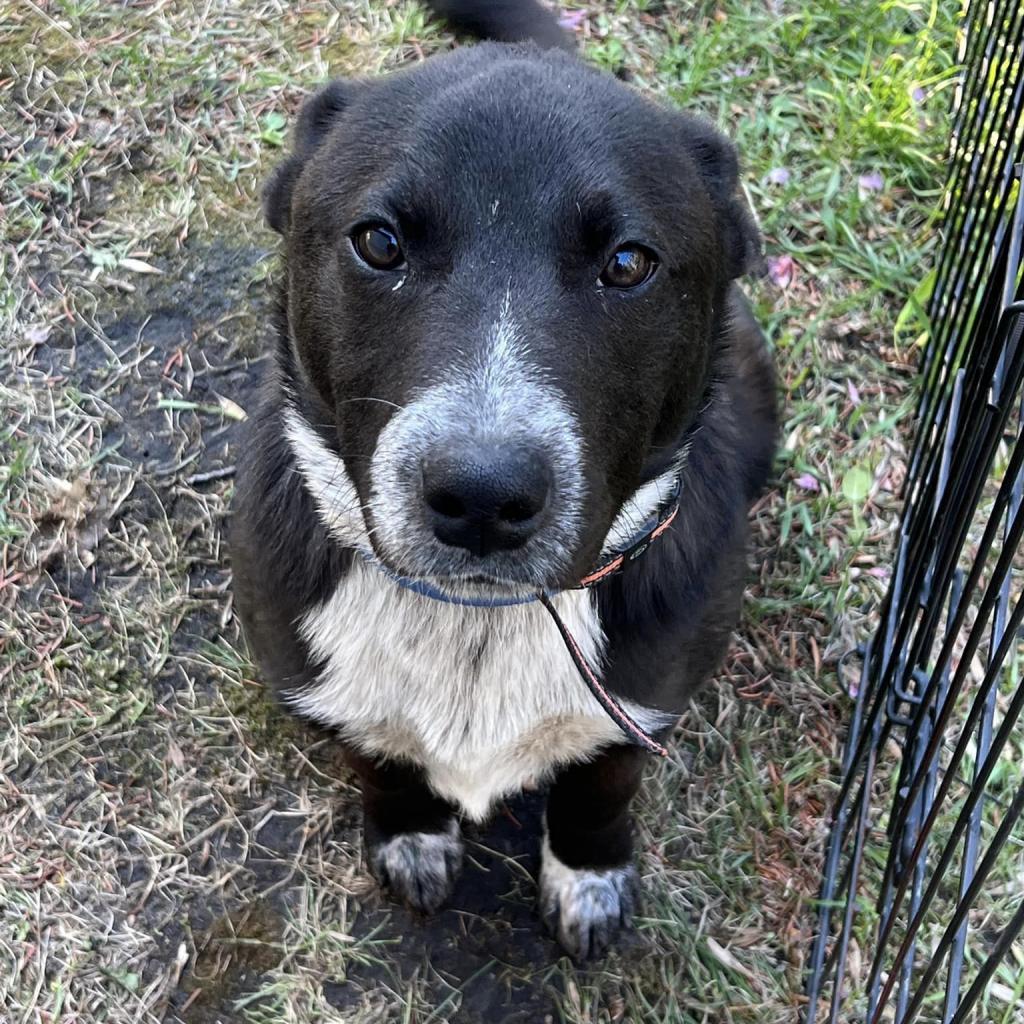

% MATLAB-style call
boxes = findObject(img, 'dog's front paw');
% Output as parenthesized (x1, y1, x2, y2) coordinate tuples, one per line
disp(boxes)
(540, 837, 639, 959)
(371, 819, 463, 913)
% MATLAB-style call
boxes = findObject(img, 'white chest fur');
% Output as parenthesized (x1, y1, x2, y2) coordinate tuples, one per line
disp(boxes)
(288, 561, 668, 820)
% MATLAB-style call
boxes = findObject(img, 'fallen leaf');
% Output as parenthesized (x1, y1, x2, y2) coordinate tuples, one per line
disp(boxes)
(167, 739, 186, 771)
(39, 475, 91, 526)
(706, 936, 760, 984)
(216, 394, 248, 421)
(842, 465, 873, 505)
(103, 968, 140, 993)
(120, 257, 162, 275)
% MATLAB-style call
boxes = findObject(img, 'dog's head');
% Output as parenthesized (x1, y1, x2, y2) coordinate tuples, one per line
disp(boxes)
(267, 44, 759, 594)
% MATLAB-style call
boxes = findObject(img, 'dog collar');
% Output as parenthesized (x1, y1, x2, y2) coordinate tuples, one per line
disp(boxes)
(576, 475, 682, 589)
(360, 475, 683, 757)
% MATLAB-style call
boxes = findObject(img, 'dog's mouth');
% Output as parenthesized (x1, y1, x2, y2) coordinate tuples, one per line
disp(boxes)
(367, 541, 569, 598)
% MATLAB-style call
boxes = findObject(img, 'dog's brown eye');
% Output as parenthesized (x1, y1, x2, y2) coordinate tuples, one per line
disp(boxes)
(353, 225, 404, 271)
(599, 245, 657, 289)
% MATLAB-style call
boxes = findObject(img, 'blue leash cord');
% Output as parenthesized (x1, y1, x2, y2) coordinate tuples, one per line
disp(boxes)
(360, 549, 548, 607)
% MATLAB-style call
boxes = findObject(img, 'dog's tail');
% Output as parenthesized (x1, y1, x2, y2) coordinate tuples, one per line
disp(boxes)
(423, 0, 571, 51)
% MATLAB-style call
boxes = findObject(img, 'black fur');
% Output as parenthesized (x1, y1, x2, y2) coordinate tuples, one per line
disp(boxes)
(428, 0, 572, 51)
(231, 16, 777, 957)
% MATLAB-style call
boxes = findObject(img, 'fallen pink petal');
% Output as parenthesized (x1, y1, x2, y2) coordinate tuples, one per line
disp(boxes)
(847, 380, 861, 405)
(767, 254, 796, 288)
(795, 473, 820, 491)
(858, 171, 884, 197)
(558, 10, 586, 29)
(767, 167, 791, 185)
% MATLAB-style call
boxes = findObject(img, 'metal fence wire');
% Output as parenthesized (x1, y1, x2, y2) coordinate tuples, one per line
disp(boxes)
(802, 2, 1024, 1022)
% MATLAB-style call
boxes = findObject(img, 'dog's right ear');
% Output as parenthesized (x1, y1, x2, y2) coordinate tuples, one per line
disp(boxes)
(263, 80, 355, 235)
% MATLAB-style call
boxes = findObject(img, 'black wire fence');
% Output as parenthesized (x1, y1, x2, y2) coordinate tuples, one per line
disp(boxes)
(803, 1, 1024, 1022)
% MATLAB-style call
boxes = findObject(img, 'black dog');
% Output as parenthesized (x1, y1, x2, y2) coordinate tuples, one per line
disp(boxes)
(231, 0, 776, 958)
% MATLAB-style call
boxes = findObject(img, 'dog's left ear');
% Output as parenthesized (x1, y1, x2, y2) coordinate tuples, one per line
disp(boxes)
(263, 80, 358, 235)
(678, 115, 763, 279)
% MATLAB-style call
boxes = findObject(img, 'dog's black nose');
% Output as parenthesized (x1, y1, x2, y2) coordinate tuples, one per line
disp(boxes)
(422, 442, 552, 556)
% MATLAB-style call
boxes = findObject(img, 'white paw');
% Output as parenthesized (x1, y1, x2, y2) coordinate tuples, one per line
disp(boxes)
(539, 835, 639, 959)
(371, 820, 462, 913)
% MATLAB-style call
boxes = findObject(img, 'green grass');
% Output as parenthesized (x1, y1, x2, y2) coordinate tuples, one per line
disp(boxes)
(0, 1, 962, 1021)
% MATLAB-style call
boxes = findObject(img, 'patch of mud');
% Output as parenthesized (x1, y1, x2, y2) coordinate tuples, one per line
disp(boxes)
(160, 783, 642, 1022)
(23, 240, 273, 596)
(81, 240, 272, 477)
(176, 899, 288, 1024)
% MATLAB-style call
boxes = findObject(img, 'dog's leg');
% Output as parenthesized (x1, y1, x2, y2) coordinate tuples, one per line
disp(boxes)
(541, 745, 647, 958)
(348, 751, 462, 913)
